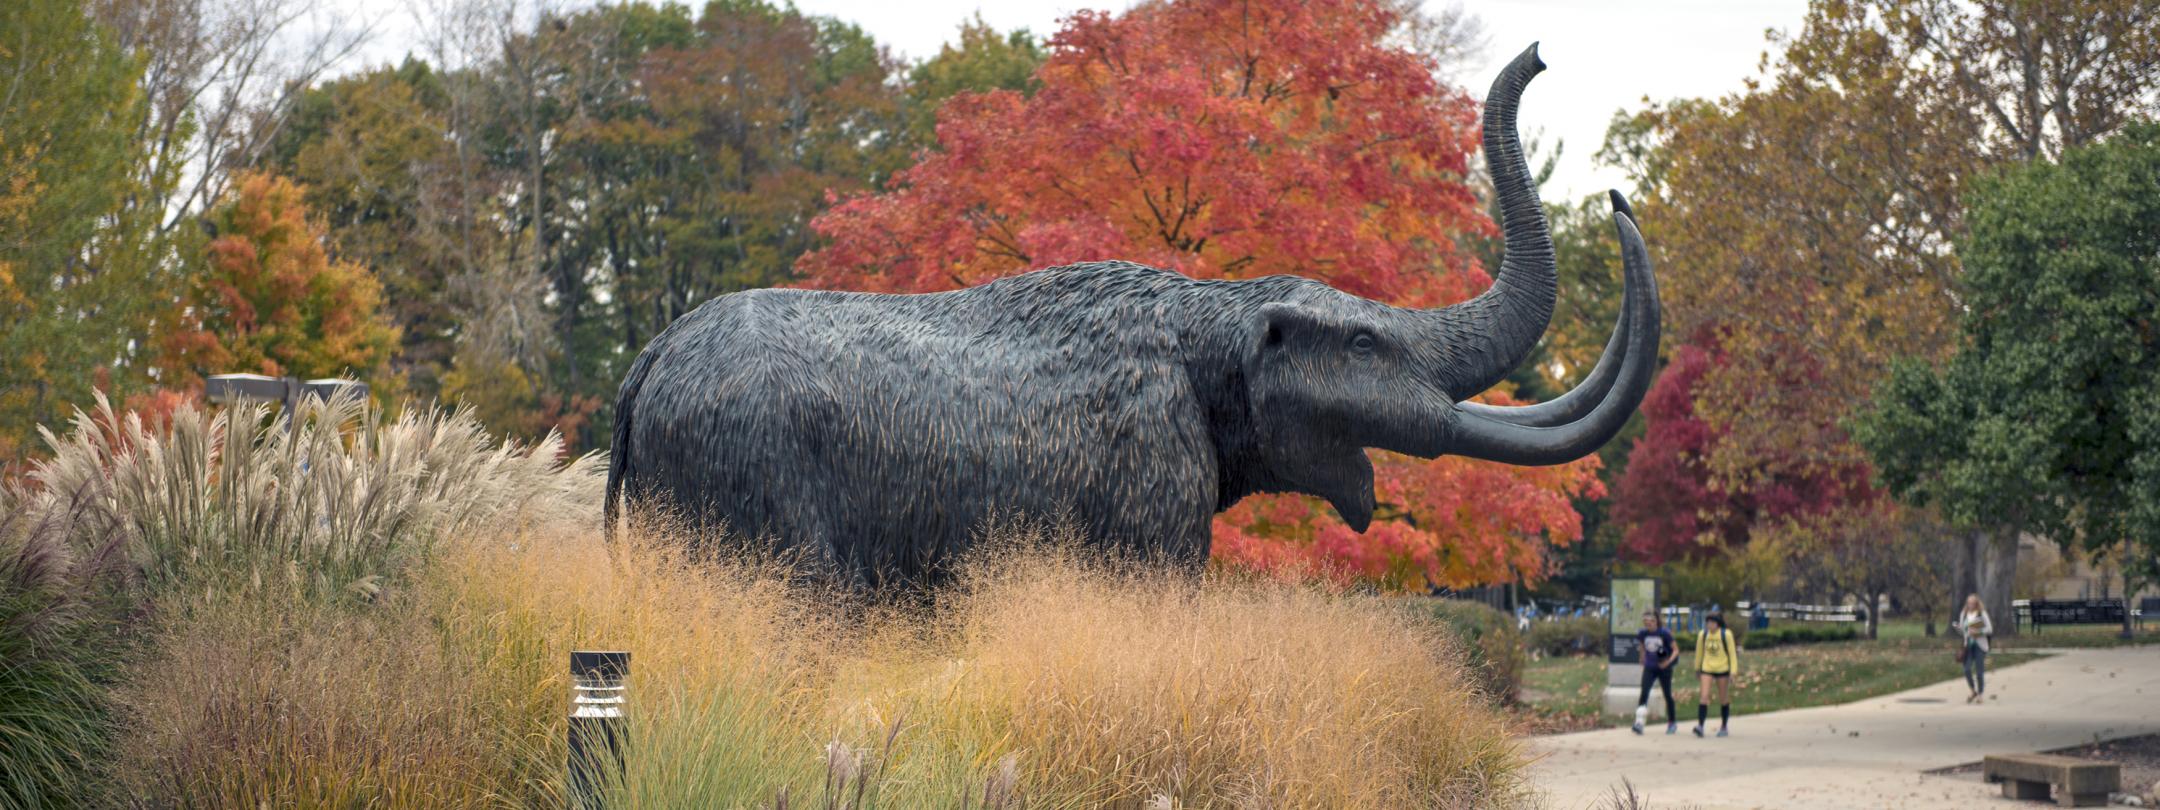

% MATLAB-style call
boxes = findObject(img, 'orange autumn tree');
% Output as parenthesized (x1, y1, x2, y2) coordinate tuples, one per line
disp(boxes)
(799, 0, 1601, 590)
(159, 172, 399, 391)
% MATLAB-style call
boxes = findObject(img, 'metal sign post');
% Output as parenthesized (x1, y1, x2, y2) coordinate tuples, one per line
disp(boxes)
(1603, 576, 1658, 716)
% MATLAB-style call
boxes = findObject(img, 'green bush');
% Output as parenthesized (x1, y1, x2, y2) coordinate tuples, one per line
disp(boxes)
(1417, 598, 1525, 704)
(1670, 622, 1858, 652)
(1740, 623, 1859, 649)
(1526, 616, 1609, 657)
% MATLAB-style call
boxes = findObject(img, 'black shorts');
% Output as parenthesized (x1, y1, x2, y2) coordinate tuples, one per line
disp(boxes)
(1701, 670, 1731, 679)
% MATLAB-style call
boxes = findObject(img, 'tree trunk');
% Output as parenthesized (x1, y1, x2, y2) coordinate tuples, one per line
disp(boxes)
(2122, 567, 2137, 640)
(1955, 528, 2020, 637)
(1867, 591, 1881, 640)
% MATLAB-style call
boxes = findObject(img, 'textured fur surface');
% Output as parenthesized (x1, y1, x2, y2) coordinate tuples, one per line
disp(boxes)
(610, 263, 1427, 587)
(604, 44, 1650, 589)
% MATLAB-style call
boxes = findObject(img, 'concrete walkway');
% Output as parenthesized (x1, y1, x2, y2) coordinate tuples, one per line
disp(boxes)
(1529, 645, 2160, 809)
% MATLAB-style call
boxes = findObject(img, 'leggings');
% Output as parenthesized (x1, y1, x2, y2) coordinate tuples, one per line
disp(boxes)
(1638, 666, 1675, 719)
(1964, 641, 1987, 693)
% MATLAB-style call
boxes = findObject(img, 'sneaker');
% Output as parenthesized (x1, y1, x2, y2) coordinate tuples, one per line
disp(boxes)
(1631, 721, 1644, 735)
(1716, 727, 1729, 738)
(1692, 725, 1704, 738)
(1666, 723, 1678, 735)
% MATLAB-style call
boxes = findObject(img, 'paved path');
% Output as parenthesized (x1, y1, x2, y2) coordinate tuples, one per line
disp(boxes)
(1529, 645, 2160, 809)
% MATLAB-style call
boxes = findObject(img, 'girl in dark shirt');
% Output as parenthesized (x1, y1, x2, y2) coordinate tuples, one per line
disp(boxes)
(1633, 612, 1679, 734)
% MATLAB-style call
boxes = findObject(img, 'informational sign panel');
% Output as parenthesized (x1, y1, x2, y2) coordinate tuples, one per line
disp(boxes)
(1608, 577, 1658, 664)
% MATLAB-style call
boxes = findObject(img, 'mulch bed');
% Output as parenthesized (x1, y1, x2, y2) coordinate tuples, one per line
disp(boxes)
(1930, 732, 2160, 799)
(1504, 699, 1603, 736)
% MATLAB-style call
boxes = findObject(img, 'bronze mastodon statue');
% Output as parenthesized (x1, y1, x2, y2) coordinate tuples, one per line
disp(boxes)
(606, 44, 1660, 589)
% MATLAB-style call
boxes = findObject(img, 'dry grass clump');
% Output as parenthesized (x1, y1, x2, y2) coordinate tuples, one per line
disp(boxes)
(383, 521, 1527, 808)
(109, 517, 1527, 808)
(1, 394, 598, 807)
(21, 393, 598, 597)
(428, 520, 847, 808)
(35, 395, 1524, 807)
(108, 587, 550, 808)
(892, 535, 1526, 807)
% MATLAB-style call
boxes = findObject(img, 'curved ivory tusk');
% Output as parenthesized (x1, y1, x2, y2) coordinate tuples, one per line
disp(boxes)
(1443, 197, 1660, 465)
(1458, 190, 1637, 428)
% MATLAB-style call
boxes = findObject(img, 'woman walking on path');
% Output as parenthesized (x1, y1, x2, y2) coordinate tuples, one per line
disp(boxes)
(1693, 613, 1739, 737)
(1633, 611, 1680, 734)
(1954, 594, 1993, 703)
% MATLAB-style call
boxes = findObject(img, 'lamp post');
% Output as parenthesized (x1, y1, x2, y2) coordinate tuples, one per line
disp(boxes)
(204, 374, 368, 428)
(568, 650, 629, 808)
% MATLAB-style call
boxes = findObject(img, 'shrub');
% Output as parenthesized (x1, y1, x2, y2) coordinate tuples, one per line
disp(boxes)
(1416, 598, 1525, 705)
(1669, 622, 1857, 652)
(1526, 616, 1609, 658)
(32, 394, 1529, 807)
(1737, 623, 1858, 650)
(5, 393, 598, 807)
(118, 519, 1532, 808)
(0, 476, 133, 808)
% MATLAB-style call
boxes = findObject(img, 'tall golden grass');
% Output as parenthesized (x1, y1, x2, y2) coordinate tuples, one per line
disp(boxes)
(15, 397, 1527, 807)
(171, 520, 1524, 808)
(5, 394, 598, 808)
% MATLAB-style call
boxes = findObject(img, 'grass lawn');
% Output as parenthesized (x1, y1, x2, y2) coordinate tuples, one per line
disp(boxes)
(1520, 628, 2053, 729)
(1875, 618, 2160, 648)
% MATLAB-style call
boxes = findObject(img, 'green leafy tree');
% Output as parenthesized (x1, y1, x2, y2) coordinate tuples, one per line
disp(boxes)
(618, 0, 909, 332)
(0, 0, 171, 465)
(902, 16, 1045, 145)
(1607, 1, 2159, 625)
(1857, 121, 2160, 639)
(411, 1, 905, 447)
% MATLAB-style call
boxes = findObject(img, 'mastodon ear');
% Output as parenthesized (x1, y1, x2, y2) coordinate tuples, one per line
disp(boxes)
(1242, 302, 1325, 421)
(1248, 302, 1317, 356)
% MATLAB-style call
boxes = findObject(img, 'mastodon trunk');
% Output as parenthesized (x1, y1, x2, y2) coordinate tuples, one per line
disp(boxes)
(1432, 43, 1556, 401)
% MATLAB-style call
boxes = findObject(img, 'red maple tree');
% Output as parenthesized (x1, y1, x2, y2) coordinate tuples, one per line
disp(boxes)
(799, 0, 1602, 589)
(1611, 338, 1872, 563)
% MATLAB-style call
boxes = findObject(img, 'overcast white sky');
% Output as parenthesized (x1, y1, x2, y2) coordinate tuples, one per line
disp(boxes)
(344, 0, 1812, 201)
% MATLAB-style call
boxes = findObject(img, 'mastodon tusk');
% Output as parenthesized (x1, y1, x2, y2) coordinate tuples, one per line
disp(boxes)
(1442, 196, 1659, 465)
(1458, 190, 1638, 428)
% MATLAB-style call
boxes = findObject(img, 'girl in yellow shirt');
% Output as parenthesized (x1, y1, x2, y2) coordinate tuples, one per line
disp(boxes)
(1693, 613, 1739, 737)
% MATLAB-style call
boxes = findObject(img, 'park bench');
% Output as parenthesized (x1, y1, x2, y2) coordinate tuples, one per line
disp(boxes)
(1735, 601, 1863, 623)
(2018, 599, 2127, 633)
(1982, 753, 2119, 807)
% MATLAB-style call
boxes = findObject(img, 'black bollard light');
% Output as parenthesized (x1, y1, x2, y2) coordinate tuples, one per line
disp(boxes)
(568, 650, 629, 808)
